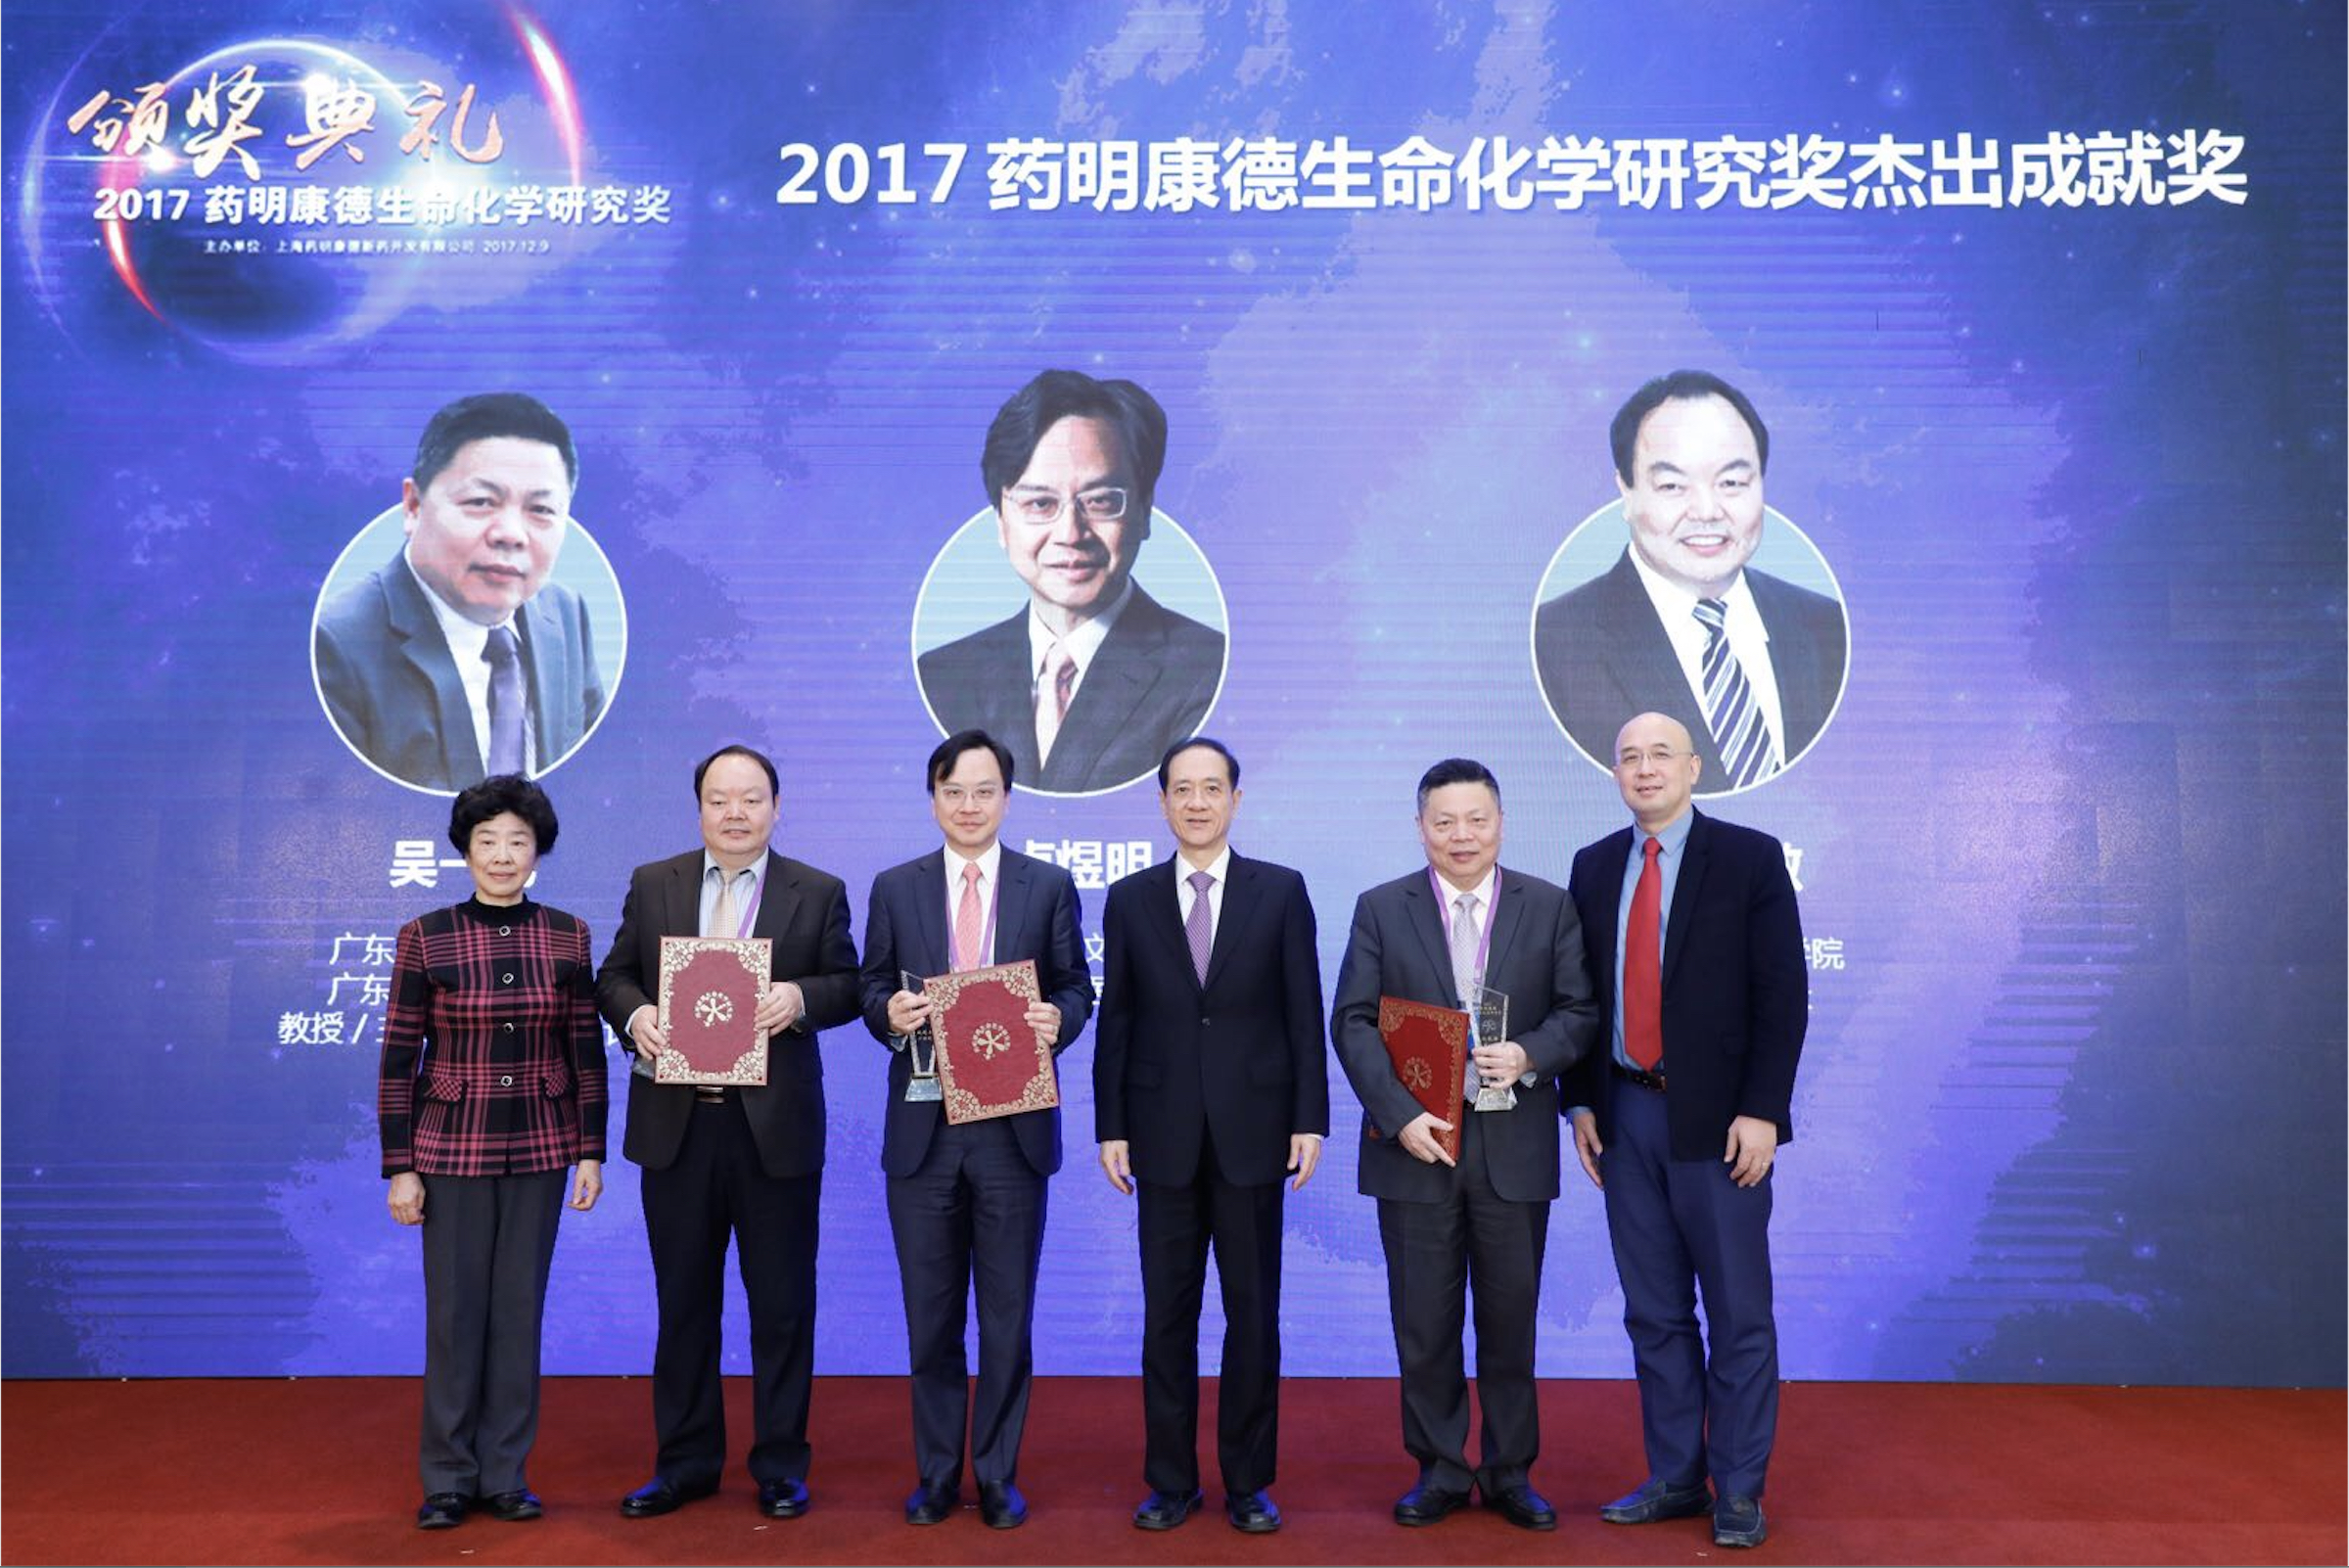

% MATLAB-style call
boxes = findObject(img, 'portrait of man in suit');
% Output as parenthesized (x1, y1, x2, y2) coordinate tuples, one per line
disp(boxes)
(1533, 371, 1847, 793)
(857, 729, 1094, 1531)
(1093, 737, 1327, 1536)
(314, 392, 614, 794)
(1328, 759, 1599, 1534)
(915, 370, 1226, 796)
(1564, 712, 1809, 1550)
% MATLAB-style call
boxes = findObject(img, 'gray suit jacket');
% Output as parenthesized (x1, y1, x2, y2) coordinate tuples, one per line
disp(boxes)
(917, 582, 1223, 793)
(1330, 864, 1598, 1203)
(315, 551, 605, 790)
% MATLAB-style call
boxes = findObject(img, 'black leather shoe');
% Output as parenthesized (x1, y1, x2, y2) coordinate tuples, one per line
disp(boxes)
(979, 1480, 1028, 1530)
(759, 1478, 810, 1518)
(1132, 1487, 1203, 1530)
(619, 1476, 714, 1518)
(416, 1493, 468, 1530)
(1598, 1477, 1713, 1525)
(905, 1483, 957, 1526)
(1486, 1483, 1557, 1532)
(1713, 1493, 1768, 1548)
(1393, 1483, 1470, 1526)
(1224, 1490, 1282, 1533)
(483, 1489, 541, 1522)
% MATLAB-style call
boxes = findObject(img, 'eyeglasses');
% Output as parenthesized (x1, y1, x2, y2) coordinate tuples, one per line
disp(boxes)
(935, 785, 1003, 807)
(1615, 747, 1687, 769)
(1004, 485, 1129, 526)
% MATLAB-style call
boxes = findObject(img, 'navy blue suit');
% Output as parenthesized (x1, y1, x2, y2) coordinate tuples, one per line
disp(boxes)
(1533, 549, 1845, 781)
(316, 551, 605, 791)
(1093, 853, 1327, 1497)
(858, 847, 1091, 1491)
(1565, 807, 1807, 1500)
(1330, 865, 1598, 1498)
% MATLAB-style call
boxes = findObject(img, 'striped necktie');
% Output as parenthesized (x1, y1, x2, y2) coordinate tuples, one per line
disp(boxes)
(1692, 598, 1779, 788)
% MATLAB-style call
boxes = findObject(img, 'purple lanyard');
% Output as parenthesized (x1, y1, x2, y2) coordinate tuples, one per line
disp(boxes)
(1428, 865, 1499, 987)
(714, 864, 764, 938)
(945, 859, 1000, 972)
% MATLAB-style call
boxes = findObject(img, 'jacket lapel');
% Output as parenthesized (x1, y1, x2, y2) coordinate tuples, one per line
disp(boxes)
(990, 851, 1031, 968)
(1479, 868, 1526, 994)
(1589, 829, 1632, 1006)
(1660, 810, 1709, 992)
(1404, 871, 1457, 1006)
(385, 558, 481, 789)
(1201, 853, 1260, 991)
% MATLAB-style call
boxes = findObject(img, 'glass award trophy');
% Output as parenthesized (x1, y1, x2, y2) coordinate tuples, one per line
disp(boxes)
(1467, 982, 1515, 1111)
(901, 969, 943, 1102)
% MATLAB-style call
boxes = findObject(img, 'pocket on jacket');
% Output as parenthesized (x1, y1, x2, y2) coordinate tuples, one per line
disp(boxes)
(423, 1073, 466, 1103)
(539, 1064, 573, 1097)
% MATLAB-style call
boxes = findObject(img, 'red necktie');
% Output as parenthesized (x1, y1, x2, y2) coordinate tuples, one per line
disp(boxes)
(953, 861, 984, 973)
(1624, 837, 1663, 1071)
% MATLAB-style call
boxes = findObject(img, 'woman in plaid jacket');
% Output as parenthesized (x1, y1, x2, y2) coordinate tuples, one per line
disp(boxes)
(380, 774, 609, 1530)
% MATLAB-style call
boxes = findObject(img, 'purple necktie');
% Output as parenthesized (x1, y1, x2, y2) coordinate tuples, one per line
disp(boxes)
(1184, 869, 1215, 984)
(483, 624, 525, 776)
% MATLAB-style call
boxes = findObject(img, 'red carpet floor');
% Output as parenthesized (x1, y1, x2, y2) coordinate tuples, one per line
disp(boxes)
(3, 1375, 2340, 1565)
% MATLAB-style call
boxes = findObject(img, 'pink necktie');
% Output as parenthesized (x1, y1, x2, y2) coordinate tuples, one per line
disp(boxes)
(1035, 643, 1077, 763)
(953, 860, 984, 972)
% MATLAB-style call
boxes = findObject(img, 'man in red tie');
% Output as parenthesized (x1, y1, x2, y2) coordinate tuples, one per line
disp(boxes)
(856, 730, 1094, 1530)
(1564, 713, 1810, 1550)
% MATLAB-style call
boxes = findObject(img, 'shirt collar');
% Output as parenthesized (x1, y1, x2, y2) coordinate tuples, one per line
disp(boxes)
(1626, 543, 1766, 639)
(1432, 864, 1497, 911)
(702, 850, 768, 889)
(404, 548, 515, 659)
(1026, 576, 1135, 677)
(1176, 845, 1232, 887)
(946, 841, 1003, 888)
(1634, 807, 1697, 857)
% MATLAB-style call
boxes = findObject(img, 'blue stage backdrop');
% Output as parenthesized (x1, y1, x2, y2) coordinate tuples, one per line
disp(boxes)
(4, 1, 2341, 1387)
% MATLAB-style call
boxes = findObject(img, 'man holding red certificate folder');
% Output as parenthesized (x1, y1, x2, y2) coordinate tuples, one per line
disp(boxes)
(1330, 758, 1599, 1532)
(858, 729, 1093, 1531)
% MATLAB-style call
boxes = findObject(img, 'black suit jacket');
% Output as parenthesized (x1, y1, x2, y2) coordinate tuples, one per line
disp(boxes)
(315, 550, 606, 791)
(596, 849, 861, 1177)
(1564, 808, 1808, 1162)
(1533, 548, 1845, 781)
(1093, 853, 1329, 1188)
(858, 847, 1093, 1177)
(1330, 865, 1598, 1204)
(917, 582, 1224, 793)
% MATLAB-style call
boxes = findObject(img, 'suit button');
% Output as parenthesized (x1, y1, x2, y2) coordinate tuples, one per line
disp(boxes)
(1199, 1016, 1210, 1026)
(498, 925, 513, 937)
(503, 1023, 515, 1034)
(502, 973, 515, 985)
(499, 1075, 515, 1087)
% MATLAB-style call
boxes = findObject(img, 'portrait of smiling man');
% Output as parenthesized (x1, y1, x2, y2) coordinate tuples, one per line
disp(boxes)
(315, 392, 610, 793)
(916, 369, 1225, 795)
(1532, 370, 1847, 792)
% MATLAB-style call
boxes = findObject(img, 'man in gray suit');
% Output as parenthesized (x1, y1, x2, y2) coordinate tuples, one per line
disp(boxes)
(1330, 759, 1599, 1532)
(917, 370, 1223, 795)
(315, 392, 607, 792)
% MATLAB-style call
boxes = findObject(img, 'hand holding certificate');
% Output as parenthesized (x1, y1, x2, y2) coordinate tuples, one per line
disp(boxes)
(655, 936, 772, 1086)
(1376, 994, 1469, 1164)
(923, 958, 1058, 1125)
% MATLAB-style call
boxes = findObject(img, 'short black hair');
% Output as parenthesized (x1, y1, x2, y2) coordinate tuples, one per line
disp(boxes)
(982, 370, 1169, 516)
(1158, 735, 1239, 792)
(694, 744, 779, 800)
(1608, 370, 1770, 486)
(413, 392, 579, 496)
(1415, 757, 1501, 813)
(448, 773, 560, 854)
(927, 729, 1015, 792)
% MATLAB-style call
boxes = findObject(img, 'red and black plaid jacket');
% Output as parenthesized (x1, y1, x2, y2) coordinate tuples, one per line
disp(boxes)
(379, 899, 610, 1177)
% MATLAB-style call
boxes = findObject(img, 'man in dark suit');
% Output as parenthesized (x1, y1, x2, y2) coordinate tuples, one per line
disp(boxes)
(1564, 712, 1809, 1550)
(1330, 759, 1599, 1532)
(1093, 737, 1327, 1536)
(857, 730, 1093, 1531)
(595, 744, 861, 1522)
(1533, 371, 1846, 791)
(316, 392, 607, 792)
(917, 370, 1224, 794)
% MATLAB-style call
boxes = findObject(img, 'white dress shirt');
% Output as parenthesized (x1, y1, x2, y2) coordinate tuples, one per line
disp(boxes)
(406, 549, 537, 772)
(1627, 546, 1787, 757)
(1025, 577, 1134, 709)
(1174, 845, 1233, 941)
(943, 840, 1004, 969)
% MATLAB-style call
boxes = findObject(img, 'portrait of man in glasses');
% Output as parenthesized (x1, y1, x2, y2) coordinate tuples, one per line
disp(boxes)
(916, 369, 1227, 795)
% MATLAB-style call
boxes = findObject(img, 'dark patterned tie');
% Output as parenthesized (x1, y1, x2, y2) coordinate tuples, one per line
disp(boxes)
(1692, 598, 1778, 788)
(483, 625, 526, 776)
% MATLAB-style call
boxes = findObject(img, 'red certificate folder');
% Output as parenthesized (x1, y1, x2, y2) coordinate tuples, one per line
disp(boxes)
(655, 936, 771, 1086)
(1376, 994, 1469, 1163)
(924, 959, 1056, 1125)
